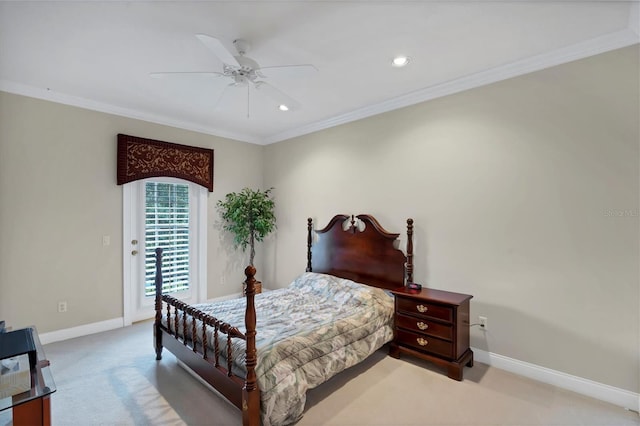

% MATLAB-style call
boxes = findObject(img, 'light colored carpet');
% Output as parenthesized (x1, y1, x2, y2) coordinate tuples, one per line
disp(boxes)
(19, 321, 639, 425)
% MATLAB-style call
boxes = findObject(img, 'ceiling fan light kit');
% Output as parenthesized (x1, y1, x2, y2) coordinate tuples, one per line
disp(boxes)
(152, 34, 317, 116)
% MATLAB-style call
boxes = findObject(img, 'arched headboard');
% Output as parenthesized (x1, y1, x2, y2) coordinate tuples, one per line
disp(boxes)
(306, 214, 413, 290)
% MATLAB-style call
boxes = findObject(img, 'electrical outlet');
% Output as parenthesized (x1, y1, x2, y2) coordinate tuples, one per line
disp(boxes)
(479, 316, 488, 330)
(58, 301, 68, 313)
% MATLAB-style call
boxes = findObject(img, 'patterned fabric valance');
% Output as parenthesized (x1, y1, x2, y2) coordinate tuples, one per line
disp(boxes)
(117, 134, 214, 192)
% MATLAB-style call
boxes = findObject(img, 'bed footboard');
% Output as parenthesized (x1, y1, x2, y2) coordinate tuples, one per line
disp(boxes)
(153, 248, 261, 426)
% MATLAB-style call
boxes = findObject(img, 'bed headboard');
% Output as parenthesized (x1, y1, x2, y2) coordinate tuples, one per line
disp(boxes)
(306, 214, 413, 290)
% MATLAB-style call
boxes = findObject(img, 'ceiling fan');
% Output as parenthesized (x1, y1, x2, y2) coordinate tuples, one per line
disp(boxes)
(150, 34, 317, 116)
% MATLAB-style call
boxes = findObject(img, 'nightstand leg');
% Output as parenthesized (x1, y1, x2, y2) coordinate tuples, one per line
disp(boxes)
(447, 363, 463, 381)
(447, 349, 474, 381)
(388, 343, 400, 359)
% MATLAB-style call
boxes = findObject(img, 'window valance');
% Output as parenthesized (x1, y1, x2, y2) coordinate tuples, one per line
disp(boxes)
(117, 134, 214, 192)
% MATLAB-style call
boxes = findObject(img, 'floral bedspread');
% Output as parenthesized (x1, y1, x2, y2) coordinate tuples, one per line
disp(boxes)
(187, 272, 395, 426)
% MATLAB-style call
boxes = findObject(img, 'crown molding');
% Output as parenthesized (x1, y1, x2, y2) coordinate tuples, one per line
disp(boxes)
(2, 28, 637, 147)
(263, 28, 640, 145)
(0, 80, 260, 145)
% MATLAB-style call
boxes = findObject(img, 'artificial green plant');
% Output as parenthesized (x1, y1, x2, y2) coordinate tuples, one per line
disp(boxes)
(216, 187, 276, 266)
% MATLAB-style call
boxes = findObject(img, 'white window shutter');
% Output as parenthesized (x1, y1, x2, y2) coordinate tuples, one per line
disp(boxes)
(144, 182, 190, 296)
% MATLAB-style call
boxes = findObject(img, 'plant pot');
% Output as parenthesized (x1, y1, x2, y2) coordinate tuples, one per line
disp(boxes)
(242, 280, 262, 296)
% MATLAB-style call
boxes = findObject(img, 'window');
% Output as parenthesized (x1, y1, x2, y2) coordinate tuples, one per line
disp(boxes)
(144, 182, 190, 296)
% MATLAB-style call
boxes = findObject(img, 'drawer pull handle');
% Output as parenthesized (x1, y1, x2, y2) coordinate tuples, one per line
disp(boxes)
(417, 322, 429, 330)
(416, 337, 429, 346)
(416, 305, 428, 313)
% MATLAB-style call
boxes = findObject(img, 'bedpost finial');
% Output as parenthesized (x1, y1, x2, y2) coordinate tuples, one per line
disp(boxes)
(406, 218, 414, 284)
(244, 265, 256, 280)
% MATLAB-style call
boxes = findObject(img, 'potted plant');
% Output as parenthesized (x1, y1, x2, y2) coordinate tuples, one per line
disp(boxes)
(217, 187, 276, 293)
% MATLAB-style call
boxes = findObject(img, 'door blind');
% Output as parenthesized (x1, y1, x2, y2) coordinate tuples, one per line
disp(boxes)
(144, 182, 190, 296)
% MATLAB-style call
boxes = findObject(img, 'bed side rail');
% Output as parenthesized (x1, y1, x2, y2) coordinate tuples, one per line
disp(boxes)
(161, 294, 245, 368)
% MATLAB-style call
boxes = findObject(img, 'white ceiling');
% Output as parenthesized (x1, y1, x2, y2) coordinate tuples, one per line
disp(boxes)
(1, 2, 638, 145)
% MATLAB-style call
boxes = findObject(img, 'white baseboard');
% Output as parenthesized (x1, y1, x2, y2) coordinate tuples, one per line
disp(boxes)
(39, 317, 124, 345)
(37, 319, 638, 413)
(472, 347, 639, 412)
(205, 288, 272, 302)
(206, 292, 242, 303)
(38, 295, 242, 344)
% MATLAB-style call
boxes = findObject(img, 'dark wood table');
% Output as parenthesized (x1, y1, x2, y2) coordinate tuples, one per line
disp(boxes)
(0, 326, 55, 426)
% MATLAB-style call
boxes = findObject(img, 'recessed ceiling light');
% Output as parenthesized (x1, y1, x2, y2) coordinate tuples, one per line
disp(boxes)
(278, 104, 289, 112)
(392, 56, 410, 67)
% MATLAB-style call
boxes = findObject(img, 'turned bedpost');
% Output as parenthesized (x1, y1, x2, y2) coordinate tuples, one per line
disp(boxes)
(306, 217, 313, 272)
(406, 218, 414, 284)
(242, 265, 260, 426)
(154, 247, 164, 360)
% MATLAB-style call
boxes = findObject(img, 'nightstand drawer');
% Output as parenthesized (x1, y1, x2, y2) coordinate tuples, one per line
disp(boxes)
(396, 298, 453, 322)
(395, 314, 453, 340)
(395, 329, 453, 358)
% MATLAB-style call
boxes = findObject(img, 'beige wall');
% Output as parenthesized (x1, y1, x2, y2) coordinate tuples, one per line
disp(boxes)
(0, 45, 637, 394)
(263, 45, 640, 392)
(0, 92, 264, 333)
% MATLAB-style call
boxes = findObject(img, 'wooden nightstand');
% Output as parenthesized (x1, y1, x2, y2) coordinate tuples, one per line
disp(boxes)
(389, 287, 474, 380)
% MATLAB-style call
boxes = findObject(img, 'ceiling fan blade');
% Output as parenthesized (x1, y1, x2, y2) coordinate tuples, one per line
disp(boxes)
(150, 71, 225, 79)
(195, 34, 240, 67)
(254, 81, 301, 111)
(258, 64, 317, 79)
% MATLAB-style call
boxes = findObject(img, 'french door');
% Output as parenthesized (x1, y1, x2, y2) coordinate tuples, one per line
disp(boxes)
(123, 178, 207, 325)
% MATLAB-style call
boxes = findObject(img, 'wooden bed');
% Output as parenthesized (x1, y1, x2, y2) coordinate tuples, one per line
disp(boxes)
(154, 214, 414, 426)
